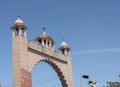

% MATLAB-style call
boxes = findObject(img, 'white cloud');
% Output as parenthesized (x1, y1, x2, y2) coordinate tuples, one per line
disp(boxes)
(73, 48, 120, 55)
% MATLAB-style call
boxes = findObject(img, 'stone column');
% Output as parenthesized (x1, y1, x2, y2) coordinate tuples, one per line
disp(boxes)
(12, 30, 15, 37)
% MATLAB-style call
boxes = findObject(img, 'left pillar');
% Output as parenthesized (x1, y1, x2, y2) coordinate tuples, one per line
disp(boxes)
(11, 17, 32, 87)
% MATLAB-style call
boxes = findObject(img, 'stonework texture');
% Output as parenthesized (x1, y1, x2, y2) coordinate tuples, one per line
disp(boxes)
(12, 26, 74, 87)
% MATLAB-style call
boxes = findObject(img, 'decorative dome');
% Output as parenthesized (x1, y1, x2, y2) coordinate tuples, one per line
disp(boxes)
(11, 16, 27, 30)
(35, 31, 55, 44)
(61, 40, 68, 46)
(35, 26, 55, 45)
(59, 40, 70, 51)
(15, 16, 24, 24)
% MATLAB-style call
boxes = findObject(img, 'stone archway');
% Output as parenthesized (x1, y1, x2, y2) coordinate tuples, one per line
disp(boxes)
(27, 45, 72, 87)
(32, 59, 68, 87)
(11, 17, 74, 87)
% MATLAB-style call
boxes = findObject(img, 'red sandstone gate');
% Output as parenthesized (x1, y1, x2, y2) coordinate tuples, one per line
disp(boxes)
(11, 17, 74, 87)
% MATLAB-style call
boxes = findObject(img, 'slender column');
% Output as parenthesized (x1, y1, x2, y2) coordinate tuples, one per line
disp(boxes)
(65, 49, 67, 55)
(12, 30, 15, 37)
(68, 51, 70, 56)
(52, 45, 55, 50)
(49, 41, 52, 48)
(42, 39, 44, 46)
(24, 30, 27, 37)
(19, 28, 22, 35)
(46, 40, 48, 47)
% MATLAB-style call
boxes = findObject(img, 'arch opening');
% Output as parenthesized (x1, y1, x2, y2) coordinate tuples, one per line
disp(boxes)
(32, 59, 67, 87)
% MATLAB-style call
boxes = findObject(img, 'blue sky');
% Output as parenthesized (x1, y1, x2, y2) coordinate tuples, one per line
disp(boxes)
(0, 0, 120, 87)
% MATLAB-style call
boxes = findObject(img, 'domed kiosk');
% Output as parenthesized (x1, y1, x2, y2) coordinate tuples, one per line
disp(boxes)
(11, 16, 27, 37)
(35, 26, 55, 50)
(59, 40, 70, 56)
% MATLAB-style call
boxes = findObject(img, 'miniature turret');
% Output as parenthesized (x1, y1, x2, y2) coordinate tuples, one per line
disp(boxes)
(59, 40, 70, 56)
(35, 26, 55, 50)
(11, 16, 27, 37)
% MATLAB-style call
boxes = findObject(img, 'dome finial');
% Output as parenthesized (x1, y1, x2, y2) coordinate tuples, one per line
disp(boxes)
(17, 16, 21, 20)
(42, 25, 46, 34)
(61, 39, 68, 46)
(15, 16, 24, 23)
(42, 25, 46, 31)
(18, 16, 20, 18)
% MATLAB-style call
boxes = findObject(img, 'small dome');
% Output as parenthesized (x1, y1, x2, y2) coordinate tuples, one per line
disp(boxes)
(61, 41, 68, 46)
(35, 31, 55, 44)
(11, 16, 27, 30)
(59, 40, 70, 51)
(15, 16, 24, 24)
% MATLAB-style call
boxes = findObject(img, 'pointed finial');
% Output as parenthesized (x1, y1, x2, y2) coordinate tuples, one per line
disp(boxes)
(61, 39, 68, 46)
(17, 16, 21, 20)
(62, 38, 65, 41)
(42, 25, 46, 31)
(15, 16, 24, 23)
(42, 25, 46, 34)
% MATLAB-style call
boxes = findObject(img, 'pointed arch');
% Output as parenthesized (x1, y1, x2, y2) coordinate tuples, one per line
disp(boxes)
(32, 59, 68, 87)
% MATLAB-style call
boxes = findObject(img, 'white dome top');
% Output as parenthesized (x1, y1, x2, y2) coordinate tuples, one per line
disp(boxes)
(15, 16, 24, 23)
(59, 40, 70, 51)
(42, 31, 46, 35)
(61, 40, 68, 46)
